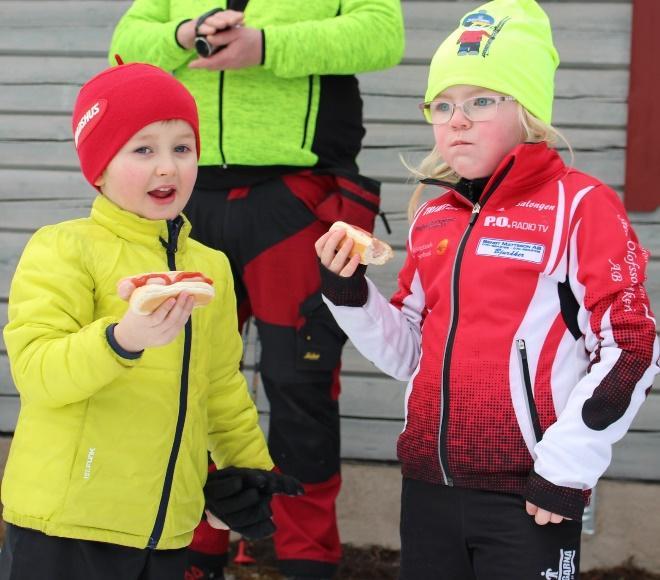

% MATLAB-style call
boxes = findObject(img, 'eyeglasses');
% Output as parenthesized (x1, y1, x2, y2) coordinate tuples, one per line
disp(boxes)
(419, 95, 517, 125)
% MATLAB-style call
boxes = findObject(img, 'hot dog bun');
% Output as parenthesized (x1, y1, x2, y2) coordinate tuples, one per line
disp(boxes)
(118, 271, 215, 315)
(329, 221, 393, 266)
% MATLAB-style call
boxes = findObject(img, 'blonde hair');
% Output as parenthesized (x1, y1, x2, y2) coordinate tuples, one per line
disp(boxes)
(405, 105, 572, 221)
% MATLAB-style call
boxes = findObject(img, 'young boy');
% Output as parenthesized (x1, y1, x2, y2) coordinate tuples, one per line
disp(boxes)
(0, 62, 299, 580)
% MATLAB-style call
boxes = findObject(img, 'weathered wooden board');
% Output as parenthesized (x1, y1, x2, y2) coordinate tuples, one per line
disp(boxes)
(363, 124, 626, 150)
(0, 199, 92, 230)
(363, 95, 628, 128)
(0, 216, 657, 301)
(2, 387, 656, 476)
(0, 169, 95, 201)
(1, 114, 626, 155)
(359, 66, 629, 100)
(0, 0, 653, 476)
(605, 432, 660, 482)
(0, 57, 629, 103)
(256, 402, 660, 477)
(0, 88, 628, 131)
(0, 141, 627, 190)
(0, 396, 19, 433)
(359, 149, 626, 189)
(0, 3, 631, 68)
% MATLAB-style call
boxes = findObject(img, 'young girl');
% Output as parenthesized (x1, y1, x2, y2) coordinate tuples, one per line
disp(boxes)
(315, 1, 659, 578)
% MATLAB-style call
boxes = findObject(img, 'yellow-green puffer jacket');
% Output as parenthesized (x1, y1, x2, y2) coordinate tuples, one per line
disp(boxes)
(2, 195, 273, 550)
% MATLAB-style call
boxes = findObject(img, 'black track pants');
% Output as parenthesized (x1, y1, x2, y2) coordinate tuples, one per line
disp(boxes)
(0, 524, 188, 580)
(400, 478, 582, 580)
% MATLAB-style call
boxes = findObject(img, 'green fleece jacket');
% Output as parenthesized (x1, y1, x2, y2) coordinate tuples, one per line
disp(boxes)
(109, 0, 404, 167)
(2, 195, 272, 549)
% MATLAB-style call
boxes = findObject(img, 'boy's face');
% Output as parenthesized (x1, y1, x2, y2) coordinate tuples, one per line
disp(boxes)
(94, 120, 197, 221)
(432, 84, 524, 180)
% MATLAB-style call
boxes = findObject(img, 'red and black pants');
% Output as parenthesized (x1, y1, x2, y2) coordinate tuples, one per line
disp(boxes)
(184, 170, 380, 578)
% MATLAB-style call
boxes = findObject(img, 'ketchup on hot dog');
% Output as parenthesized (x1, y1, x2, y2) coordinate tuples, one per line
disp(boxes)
(131, 272, 214, 288)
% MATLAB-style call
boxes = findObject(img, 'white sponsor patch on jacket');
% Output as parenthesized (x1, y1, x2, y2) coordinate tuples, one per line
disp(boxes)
(476, 237, 545, 263)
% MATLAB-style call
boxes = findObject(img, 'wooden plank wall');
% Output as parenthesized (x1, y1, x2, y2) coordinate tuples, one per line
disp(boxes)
(1, 1, 659, 481)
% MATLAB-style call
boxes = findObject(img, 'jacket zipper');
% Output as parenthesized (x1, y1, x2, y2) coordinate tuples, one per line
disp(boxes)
(301, 75, 314, 149)
(218, 71, 227, 167)
(436, 160, 514, 486)
(516, 339, 543, 442)
(148, 218, 192, 549)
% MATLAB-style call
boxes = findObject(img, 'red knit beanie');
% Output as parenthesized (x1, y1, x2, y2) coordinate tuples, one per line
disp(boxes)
(72, 62, 200, 187)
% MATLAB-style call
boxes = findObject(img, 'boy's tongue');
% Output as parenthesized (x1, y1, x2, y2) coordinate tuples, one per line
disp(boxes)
(149, 187, 174, 200)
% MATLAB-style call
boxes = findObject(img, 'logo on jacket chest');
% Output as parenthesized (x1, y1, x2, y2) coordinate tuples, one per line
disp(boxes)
(476, 238, 545, 263)
(412, 239, 451, 259)
(483, 215, 550, 233)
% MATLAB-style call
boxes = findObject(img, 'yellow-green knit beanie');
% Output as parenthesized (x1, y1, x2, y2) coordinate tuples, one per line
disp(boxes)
(425, 0, 559, 123)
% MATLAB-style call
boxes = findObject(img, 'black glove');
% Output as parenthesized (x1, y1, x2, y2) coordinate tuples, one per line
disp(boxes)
(204, 467, 304, 540)
(319, 260, 368, 307)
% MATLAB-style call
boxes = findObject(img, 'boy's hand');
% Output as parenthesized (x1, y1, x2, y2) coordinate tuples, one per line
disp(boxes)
(315, 229, 361, 278)
(525, 501, 567, 525)
(204, 467, 304, 540)
(113, 292, 194, 352)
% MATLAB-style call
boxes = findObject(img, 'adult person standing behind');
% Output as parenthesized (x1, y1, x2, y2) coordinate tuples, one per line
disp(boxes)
(110, 2, 404, 579)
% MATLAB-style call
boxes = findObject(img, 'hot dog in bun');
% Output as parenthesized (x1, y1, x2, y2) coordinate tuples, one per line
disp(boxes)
(118, 271, 215, 315)
(329, 221, 393, 266)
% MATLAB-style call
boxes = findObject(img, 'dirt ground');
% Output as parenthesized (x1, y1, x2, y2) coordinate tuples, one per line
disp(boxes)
(1, 522, 659, 578)
(226, 539, 660, 580)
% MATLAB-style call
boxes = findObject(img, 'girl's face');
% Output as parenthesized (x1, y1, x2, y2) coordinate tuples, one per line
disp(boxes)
(95, 120, 198, 221)
(432, 85, 524, 180)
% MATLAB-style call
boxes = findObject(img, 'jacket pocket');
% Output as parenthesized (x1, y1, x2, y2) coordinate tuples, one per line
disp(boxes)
(296, 292, 347, 373)
(516, 339, 543, 443)
(312, 171, 382, 234)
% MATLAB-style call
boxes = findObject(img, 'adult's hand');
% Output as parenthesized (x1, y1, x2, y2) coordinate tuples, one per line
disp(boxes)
(176, 10, 245, 51)
(188, 26, 263, 70)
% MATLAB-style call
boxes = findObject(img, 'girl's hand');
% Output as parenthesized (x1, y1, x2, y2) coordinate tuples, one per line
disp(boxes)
(525, 501, 567, 525)
(113, 292, 195, 353)
(315, 229, 362, 277)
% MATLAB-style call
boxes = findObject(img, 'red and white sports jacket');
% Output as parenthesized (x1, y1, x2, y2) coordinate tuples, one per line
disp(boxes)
(323, 142, 659, 518)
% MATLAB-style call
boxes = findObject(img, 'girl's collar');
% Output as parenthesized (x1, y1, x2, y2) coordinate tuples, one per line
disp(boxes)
(420, 142, 566, 205)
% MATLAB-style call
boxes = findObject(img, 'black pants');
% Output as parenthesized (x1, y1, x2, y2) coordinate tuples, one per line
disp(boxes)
(0, 524, 188, 580)
(400, 479, 582, 580)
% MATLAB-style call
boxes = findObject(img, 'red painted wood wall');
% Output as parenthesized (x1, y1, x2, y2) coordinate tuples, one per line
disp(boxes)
(625, 0, 660, 212)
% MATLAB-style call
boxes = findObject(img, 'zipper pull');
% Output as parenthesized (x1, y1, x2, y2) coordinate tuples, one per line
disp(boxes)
(517, 339, 527, 356)
(469, 202, 481, 224)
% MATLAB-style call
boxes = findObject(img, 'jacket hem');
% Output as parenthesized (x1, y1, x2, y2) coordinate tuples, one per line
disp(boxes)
(1, 510, 192, 550)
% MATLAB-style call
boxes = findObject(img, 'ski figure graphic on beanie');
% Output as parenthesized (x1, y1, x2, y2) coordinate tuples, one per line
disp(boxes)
(457, 9, 494, 55)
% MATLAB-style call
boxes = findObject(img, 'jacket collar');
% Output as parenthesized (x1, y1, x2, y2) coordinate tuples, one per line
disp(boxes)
(421, 142, 567, 207)
(90, 194, 191, 253)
